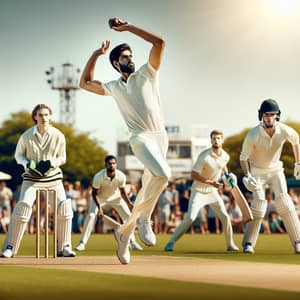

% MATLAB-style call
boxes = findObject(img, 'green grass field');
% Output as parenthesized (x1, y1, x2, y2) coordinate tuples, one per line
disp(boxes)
(1, 233, 300, 300)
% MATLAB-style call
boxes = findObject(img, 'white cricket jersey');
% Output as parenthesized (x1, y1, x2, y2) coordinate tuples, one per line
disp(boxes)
(103, 62, 165, 134)
(191, 148, 229, 193)
(15, 125, 65, 183)
(240, 123, 299, 172)
(92, 169, 126, 201)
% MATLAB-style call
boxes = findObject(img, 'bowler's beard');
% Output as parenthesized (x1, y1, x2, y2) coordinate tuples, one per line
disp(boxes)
(119, 63, 135, 74)
(264, 121, 275, 129)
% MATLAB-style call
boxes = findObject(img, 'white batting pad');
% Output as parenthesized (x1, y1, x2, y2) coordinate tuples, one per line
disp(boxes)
(2, 202, 32, 255)
(251, 198, 267, 218)
(57, 200, 73, 251)
(242, 198, 267, 247)
(275, 193, 300, 245)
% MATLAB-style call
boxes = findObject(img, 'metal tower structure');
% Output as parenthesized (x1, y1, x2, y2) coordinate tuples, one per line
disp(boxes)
(45, 63, 81, 125)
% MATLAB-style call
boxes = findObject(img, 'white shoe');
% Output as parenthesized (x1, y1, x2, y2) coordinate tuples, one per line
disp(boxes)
(1, 246, 14, 258)
(114, 227, 130, 264)
(75, 243, 85, 251)
(136, 218, 156, 246)
(227, 244, 239, 252)
(164, 242, 174, 252)
(243, 243, 254, 254)
(294, 242, 300, 254)
(129, 240, 143, 251)
(58, 245, 77, 257)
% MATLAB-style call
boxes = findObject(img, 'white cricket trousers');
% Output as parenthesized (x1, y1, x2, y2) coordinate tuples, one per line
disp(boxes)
(243, 168, 300, 248)
(118, 131, 171, 236)
(169, 189, 235, 247)
(2, 180, 73, 255)
(79, 197, 134, 245)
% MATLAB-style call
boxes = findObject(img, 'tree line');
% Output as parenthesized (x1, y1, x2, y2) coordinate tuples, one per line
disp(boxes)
(1, 111, 299, 191)
(0, 111, 107, 190)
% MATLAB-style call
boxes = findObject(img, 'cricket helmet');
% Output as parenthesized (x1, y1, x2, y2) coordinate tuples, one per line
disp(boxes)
(258, 99, 281, 121)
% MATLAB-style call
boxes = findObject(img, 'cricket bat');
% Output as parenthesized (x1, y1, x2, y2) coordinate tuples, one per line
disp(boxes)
(102, 214, 121, 230)
(225, 173, 253, 222)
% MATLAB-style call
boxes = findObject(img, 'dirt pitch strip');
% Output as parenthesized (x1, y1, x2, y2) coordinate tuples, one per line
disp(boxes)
(1, 255, 300, 292)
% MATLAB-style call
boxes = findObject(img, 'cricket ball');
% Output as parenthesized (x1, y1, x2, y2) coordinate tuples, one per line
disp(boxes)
(108, 18, 121, 28)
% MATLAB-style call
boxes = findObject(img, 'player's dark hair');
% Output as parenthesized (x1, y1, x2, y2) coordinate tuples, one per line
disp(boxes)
(109, 43, 132, 72)
(31, 104, 52, 124)
(105, 155, 117, 164)
(210, 129, 223, 138)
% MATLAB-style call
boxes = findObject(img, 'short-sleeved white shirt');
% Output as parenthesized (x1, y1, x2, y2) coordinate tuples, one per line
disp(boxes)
(103, 62, 165, 134)
(191, 148, 229, 193)
(92, 169, 126, 201)
(240, 123, 299, 172)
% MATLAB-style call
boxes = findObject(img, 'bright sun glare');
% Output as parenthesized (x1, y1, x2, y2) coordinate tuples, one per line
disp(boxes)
(270, 0, 299, 16)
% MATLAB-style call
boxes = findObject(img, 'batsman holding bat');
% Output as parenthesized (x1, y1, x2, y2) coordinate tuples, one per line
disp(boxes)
(80, 18, 170, 264)
(240, 99, 300, 254)
(164, 130, 239, 252)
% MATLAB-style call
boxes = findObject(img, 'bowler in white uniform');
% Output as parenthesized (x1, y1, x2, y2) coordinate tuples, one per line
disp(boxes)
(79, 18, 170, 264)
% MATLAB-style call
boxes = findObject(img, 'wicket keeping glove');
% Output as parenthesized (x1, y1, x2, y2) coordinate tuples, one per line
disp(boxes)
(242, 174, 258, 193)
(36, 160, 53, 176)
(27, 160, 43, 177)
(294, 163, 300, 180)
(222, 173, 237, 188)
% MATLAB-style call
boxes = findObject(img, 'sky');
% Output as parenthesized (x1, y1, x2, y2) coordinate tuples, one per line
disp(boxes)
(1, 0, 300, 153)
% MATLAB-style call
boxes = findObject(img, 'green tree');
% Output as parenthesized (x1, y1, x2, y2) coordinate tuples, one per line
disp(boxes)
(0, 111, 107, 190)
(223, 121, 300, 180)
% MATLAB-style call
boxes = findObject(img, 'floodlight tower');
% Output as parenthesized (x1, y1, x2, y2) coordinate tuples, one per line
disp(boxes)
(45, 63, 81, 125)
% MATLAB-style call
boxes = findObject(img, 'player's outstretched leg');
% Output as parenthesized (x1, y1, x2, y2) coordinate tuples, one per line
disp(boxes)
(75, 211, 97, 251)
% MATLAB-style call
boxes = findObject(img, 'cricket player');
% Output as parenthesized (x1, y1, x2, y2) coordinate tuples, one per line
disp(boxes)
(241, 99, 300, 254)
(80, 18, 171, 264)
(1, 104, 76, 258)
(75, 155, 142, 252)
(164, 130, 239, 252)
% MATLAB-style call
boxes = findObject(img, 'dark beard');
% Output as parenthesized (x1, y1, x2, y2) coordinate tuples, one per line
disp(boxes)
(119, 63, 135, 74)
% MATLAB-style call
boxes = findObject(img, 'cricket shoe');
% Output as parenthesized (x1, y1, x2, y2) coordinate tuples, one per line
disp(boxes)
(58, 245, 77, 257)
(114, 226, 130, 264)
(243, 242, 254, 254)
(164, 242, 174, 252)
(227, 244, 239, 252)
(137, 217, 156, 246)
(294, 241, 300, 254)
(129, 240, 143, 251)
(1, 245, 14, 258)
(75, 242, 86, 251)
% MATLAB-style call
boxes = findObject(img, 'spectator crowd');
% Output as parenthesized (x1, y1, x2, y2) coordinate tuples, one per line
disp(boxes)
(1, 177, 300, 236)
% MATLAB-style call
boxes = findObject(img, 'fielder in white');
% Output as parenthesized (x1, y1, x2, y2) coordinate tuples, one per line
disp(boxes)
(75, 155, 142, 252)
(164, 130, 239, 252)
(241, 99, 300, 254)
(1, 104, 76, 258)
(80, 18, 171, 264)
